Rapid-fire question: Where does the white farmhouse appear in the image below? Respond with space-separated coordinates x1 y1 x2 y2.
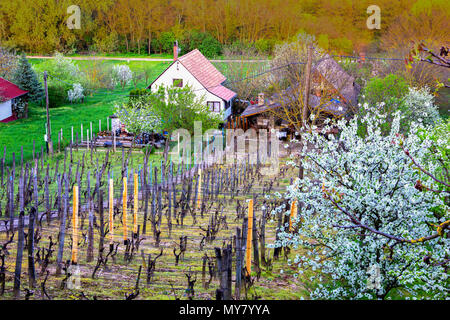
147 43 236 120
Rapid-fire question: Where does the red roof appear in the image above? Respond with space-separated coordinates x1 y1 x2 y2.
149 49 236 102
179 49 226 88
209 85 237 102
0 77 28 101
179 49 236 101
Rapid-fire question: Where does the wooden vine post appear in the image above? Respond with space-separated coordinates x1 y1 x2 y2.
245 199 254 276
109 178 114 245
197 169 202 209
133 172 138 236
123 176 128 244
71 185 79 265
289 200 297 232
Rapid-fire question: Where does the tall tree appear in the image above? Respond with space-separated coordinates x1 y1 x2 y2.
13 53 44 103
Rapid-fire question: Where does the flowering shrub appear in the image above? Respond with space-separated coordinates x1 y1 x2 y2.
67 83 84 103
272 109 449 299
400 86 441 127
112 64 133 89
46 52 80 80
115 100 160 136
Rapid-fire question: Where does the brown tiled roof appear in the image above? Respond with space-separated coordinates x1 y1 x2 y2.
209 85 237 101
178 49 226 88
315 55 360 105
178 49 236 101
241 93 347 118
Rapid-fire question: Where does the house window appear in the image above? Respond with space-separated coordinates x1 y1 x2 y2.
207 101 221 112
173 79 183 87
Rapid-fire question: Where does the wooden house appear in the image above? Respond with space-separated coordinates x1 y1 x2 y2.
239 55 360 135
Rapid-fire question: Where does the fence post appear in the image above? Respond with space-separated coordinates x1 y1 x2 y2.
289 200 297 232
123 176 128 245
133 172 138 236
197 169 202 209
109 177 114 246
235 226 242 300
13 211 25 298
87 171 94 262
245 199 253 276
71 185 79 265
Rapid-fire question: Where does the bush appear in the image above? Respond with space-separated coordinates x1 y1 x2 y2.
181 30 222 58
111 64 133 89
159 32 176 54
400 86 441 127
358 74 409 135
41 52 80 81
67 83 85 103
93 30 119 53
254 38 275 55
359 75 441 135
363 74 409 107
329 37 353 54
129 88 150 104
223 40 254 56
47 82 71 108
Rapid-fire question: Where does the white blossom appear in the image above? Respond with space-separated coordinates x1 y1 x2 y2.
271 108 449 299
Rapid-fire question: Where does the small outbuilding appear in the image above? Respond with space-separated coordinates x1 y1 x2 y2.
0 77 28 122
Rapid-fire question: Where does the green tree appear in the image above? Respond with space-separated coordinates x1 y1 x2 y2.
358 74 409 135
116 85 221 136
13 53 44 103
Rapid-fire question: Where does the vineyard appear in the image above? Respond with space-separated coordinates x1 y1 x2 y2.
0 142 303 300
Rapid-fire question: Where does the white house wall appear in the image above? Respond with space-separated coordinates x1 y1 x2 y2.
0 100 12 121
150 61 226 112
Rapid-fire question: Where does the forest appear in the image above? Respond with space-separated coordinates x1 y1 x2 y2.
0 0 448 56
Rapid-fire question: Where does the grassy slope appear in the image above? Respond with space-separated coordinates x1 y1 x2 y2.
0 60 169 166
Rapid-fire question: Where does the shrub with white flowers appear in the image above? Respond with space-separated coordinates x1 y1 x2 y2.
67 83 84 103
273 108 449 299
114 100 161 136
400 86 441 127
112 64 133 89
52 52 80 80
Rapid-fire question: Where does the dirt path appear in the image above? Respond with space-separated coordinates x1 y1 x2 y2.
27 55 270 63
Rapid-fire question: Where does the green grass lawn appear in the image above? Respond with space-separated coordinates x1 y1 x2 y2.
0 59 169 166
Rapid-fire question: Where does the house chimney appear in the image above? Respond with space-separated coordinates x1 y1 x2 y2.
258 92 265 106
173 40 179 61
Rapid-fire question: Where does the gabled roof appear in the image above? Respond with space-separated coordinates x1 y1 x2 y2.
148 49 236 102
0 77 28 101
178 49 226 88
209 85 236 102
314 55 360 105
241 90 347 118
